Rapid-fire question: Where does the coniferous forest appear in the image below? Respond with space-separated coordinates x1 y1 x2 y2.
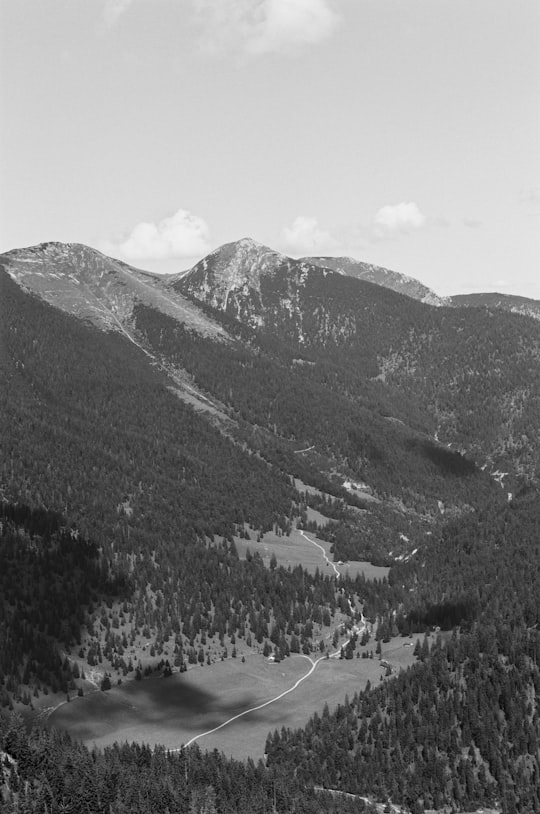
1 243 540 813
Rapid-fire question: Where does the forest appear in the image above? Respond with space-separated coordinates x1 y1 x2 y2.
1 257 540 813
175 260 540 488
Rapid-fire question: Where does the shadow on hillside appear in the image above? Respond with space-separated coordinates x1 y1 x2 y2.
0 503 133 697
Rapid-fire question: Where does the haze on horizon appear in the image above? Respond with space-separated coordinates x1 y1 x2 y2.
1 0 539 299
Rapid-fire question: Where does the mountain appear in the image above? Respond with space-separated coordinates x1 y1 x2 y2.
5 238 540 500
1 241 234 417
174 238 540 489
172 237 332 330
173 239 447 329
451 291 540 321
4 237 540 518
2 240 227 339
302 255 448 306
2 237 540 813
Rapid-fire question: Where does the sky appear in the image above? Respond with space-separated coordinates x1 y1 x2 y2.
1 0 539 298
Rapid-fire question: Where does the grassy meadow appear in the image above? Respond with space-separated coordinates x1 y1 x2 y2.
47 501 398 761
234 524 389 581
49 635 420 761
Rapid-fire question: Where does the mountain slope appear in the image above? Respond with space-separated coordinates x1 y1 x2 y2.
5 237 539 524
0 267 294 543
5 238 540 501
3 238 540 813
451 291 540 321
3 241 227 339
176 239 540 488
1 242 233 418
303 255 448 306
173 237 331 331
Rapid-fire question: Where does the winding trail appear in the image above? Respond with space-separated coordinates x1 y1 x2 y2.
179 650 340 750
179 538 345 749
298 529 340 577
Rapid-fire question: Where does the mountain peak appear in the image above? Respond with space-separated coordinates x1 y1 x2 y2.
207 237 284 264
174 238 294 323
235 236 267 250
0 240 227 339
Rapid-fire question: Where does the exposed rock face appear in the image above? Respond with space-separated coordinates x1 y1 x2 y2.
172 238 282 310
173 238 334 331
1 242 227 339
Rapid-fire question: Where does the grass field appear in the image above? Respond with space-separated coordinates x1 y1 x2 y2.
46 495 396 762
234 525 389 581
49 635 420 761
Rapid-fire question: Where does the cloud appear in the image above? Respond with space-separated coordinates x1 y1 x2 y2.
372 202 427 238
192 0 341 57
109 209 211 260
102 0 134 28
282 216 340 255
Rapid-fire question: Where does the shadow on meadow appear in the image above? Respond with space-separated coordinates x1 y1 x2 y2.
49 667 262 744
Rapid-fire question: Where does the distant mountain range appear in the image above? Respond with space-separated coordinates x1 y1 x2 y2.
5 237 538 328
3 237 540 517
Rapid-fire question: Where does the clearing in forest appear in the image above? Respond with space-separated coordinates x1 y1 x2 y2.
49 635 420 761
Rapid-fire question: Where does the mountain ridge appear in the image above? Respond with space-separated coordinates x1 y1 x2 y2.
4 238 540 495
451 290 540 321
3 241 228 340
301 254 448 306
6 238 538 316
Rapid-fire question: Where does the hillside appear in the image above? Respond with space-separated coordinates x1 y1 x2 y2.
303 254 448 306
451 291 540 321
1 238 540 813
175 239 540 488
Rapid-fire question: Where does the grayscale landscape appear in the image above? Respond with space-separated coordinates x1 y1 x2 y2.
1 2 539 813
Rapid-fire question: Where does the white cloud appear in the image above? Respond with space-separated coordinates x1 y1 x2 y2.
192 0 341 57
110 209 211 260
102 0 134 28
372 202 427 238
282 216 340 255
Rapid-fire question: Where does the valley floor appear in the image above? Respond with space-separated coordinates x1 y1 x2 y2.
48 634 420 761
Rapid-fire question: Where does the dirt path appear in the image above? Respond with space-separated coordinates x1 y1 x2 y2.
298 529 340 577
179 650 340 750
178 539 344 749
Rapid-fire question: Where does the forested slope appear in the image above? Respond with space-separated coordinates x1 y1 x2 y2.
133 301 499 517
0 269 390 710
176 247 540 487
0 713 376 814
2 244 540 814
266 631 540 813
266 492 540 813
0 269 296 544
